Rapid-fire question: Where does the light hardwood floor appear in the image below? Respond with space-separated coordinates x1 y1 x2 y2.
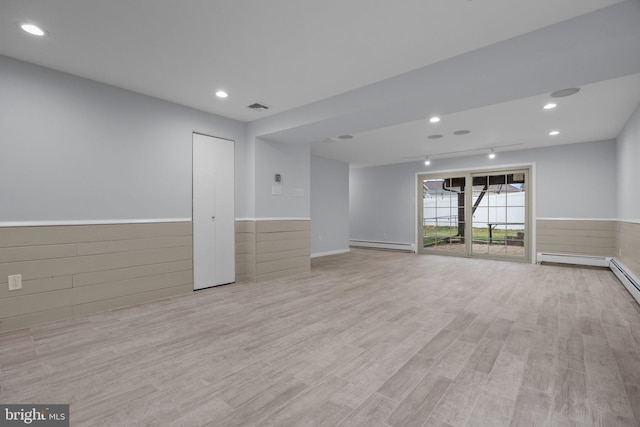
1 249 639 426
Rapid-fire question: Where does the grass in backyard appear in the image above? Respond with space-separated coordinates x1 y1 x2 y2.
423 226 524 246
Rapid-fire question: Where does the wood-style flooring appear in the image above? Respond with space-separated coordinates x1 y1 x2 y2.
1 249 640 426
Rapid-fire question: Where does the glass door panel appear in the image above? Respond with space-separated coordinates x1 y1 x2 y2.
470 171 527 260
420 177 466 254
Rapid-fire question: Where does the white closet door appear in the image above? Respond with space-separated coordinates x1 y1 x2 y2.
193 133 235 290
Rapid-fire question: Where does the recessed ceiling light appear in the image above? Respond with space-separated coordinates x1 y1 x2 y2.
427 134 443 139
429 116 441 123
338 135 353 140
215 90 228 98
543 103 557 110
424 156 431 166
453 130 470 135
20 23 45 36
549 130 560 136
488 149 496 159
550 88 580 98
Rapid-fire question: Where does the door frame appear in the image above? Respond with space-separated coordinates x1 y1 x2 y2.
415 162 536 263
192 131 236 290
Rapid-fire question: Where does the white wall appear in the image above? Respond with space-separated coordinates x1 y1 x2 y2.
350 140 617 244
617 102 640 221
0 55 313 230
0 55 246 222
310 155 349 255
254 138 311 218
350 162 416 244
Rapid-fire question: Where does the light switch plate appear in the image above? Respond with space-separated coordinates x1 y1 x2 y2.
8 274 22 291
272 186 282 195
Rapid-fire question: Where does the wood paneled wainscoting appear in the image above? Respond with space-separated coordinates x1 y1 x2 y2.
0 219 311 333
235 219 311 283
0 221 193 333
618 220 640 279
536 219 617 257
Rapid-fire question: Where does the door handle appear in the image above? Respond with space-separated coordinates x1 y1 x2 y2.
211 216 215 221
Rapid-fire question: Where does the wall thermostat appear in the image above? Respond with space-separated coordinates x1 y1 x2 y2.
275 174 281 183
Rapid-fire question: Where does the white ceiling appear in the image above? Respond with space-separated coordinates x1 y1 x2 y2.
0 0 624 122
1 0 639 169
312 73 640 167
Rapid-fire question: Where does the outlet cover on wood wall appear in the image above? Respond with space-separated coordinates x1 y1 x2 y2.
8 274 22 291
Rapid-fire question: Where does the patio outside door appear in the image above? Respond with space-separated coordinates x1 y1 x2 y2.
418 167 530 262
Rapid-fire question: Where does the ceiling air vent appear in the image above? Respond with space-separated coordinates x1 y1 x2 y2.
247 102 269 111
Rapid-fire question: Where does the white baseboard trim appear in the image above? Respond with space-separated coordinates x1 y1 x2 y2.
235 217 310 221
311 249 350 258
350 240 415 252
0 218 191 227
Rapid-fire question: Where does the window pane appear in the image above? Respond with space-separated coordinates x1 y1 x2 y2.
422 176 466 254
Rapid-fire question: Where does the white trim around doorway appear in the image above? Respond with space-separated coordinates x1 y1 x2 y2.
414 162 536 264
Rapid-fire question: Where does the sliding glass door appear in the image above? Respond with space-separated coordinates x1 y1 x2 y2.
418 168 530 262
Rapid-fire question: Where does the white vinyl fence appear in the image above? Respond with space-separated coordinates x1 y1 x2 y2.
423 192 525 229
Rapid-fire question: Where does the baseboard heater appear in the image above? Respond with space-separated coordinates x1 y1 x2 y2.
349 240 414 253
537 252 640 306
536 252 611 267
610 259 640 306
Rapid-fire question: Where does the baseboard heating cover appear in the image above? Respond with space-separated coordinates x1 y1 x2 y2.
610 259 640 306
536 252 611 267
350 240 415 253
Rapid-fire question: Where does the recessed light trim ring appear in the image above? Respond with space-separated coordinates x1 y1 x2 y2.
20 23 45 36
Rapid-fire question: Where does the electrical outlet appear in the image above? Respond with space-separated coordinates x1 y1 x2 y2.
8 274 22 291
